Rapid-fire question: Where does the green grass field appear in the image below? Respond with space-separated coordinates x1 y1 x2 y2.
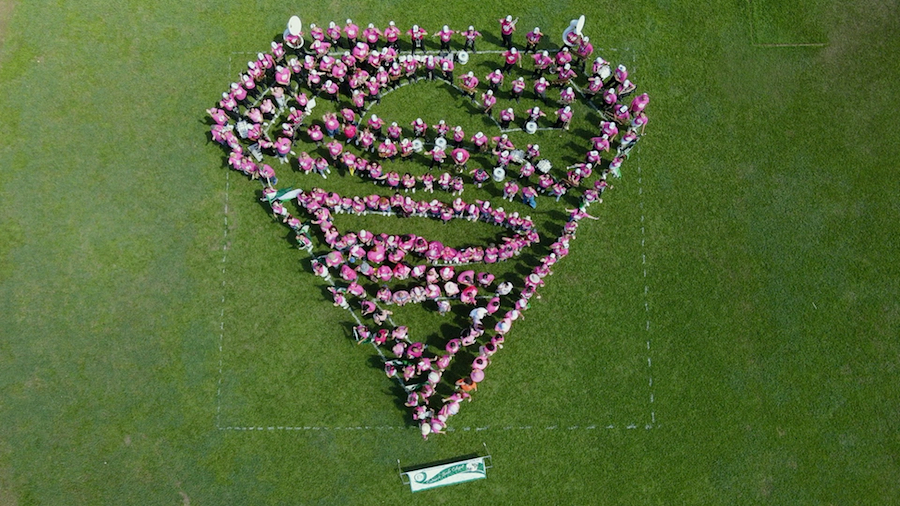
1 0 899 504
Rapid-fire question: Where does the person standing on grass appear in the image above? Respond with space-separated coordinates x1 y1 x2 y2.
532 50 552 78
435 25 454 55
409 25 427 55
486 69 504 92
461 25 481 53
460 71 479 101
384 21 401 49
510 77 526 103
502 47 521 73
525 27 542 53
481 90 496 117
499 15 518 49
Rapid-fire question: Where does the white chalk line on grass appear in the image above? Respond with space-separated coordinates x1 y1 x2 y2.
217 423 650 432
215 168 231 428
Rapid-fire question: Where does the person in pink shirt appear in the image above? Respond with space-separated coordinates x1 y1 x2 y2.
614 64 628 85
461 25 481 53
368 114 385 137
451 147 470 171
503 180 519 201
403 55 419 83
309 23 325 42
555 105 574 130
435 119 450 138
386 121 401 141
451 125 465 147
321 79 339 100
411 118 428 138
617 78 636 96
532 50 552 78
384 21 401 49
602 87 618 109
533 76 549 104
510 77 526 103
408 25 427 55
630 92 650 114
460 71 479 101
556 63 576 86
357 128 376 152
441 59 455 82
502 47 521 72
632 111 648 134
525 27 542 53
366 77 382 104
435 25 454 55
614 104 631 123
481 90 496 117
499 108 515 129
559 86 576 105
307 124 324 145
362 23 381 47
471 131 489 152
426 145 446 170
377 139 397 160
342 122 358 143
324 21 342 47
486 69 503 92
575 36 593 69
326 140 343 160
600 120 619 138
498 14 518 49
343 19 359 48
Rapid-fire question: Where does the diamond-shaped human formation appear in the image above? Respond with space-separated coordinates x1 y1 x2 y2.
208 13 649 439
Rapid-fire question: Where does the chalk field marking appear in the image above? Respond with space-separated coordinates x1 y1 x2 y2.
217 48 655 431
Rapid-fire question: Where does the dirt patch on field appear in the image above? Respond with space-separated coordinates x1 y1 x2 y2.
0 0 16 50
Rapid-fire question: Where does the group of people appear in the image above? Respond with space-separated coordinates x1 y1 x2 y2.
208 14 650 438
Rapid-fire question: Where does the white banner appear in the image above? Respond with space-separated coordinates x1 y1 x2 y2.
403 457 488 492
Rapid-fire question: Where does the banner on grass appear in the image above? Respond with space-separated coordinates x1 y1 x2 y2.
402 457 488 492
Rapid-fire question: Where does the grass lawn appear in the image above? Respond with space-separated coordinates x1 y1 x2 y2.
1 0 899 504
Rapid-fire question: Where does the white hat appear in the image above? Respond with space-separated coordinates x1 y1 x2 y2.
391 121 397 126
389 21 395 26
506 108 513 113
618 64 627 71
533 144 539 150
564 106 571 112
564 63 570 70
468 71 474 77
506 15 512 21
583 36 589 42
487 90 493 95
501 134 507 139
439 119 446 124
368 23 374 28
502 150 509 156
309 23 315 29
542 50 549 57
329 21 336 28
346 18 352 24
413 24 419 31
511 47 517 53
469 25 474 31
443 25 449 31
534 27 541 33
566 86 573 92
371 114 377 120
